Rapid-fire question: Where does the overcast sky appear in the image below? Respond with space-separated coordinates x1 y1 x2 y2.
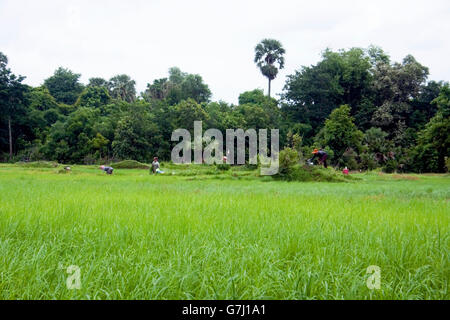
1 0 449 104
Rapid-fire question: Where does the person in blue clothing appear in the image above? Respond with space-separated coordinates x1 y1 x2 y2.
309 148 328 168
151 157 165 174
99 165 114 175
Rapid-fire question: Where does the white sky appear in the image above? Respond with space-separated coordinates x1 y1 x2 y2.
1 0 449 104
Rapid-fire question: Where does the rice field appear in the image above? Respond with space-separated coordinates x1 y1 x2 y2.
0 164 448 300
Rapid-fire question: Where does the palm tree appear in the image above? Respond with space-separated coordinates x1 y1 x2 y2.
254 39 285 98
108 74 136 103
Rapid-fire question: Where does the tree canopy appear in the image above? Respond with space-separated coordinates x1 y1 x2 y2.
0 45 448 173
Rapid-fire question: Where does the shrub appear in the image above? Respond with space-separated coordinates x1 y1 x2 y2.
278 147 299 177
340 148 359 170
216 163 231 171
15 161 59 168
360 152 378 171
112 160 150 169
383 159 398 173
277 165 356 182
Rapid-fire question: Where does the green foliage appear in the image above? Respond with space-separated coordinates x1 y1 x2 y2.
282 47 373 132
0 52 28 159
112 104 161 163
278 147 299 177
0 46 448 174
15 160 59 168
143 67 211 104
88 77 108 88
172 98 209 132
359 152 377 170
42 107 102 163
75 86 111 109
44 67 84 105
411 84 450 173
108 74 136 103
383 159 399 173
27 86 59 111
216 163 231 171
340 148 359 170
238 89 267 105
277 163 355 182
363 127 388 154
318 105 363 166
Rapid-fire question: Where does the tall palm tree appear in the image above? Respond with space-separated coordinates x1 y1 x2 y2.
254 39 285 98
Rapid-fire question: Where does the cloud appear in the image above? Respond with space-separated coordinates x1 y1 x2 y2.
1 0 449 104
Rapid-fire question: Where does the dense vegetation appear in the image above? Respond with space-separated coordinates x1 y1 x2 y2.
1 43 449 173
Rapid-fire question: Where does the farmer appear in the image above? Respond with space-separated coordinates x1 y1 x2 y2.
151 157 164 174
99 165 114 175
311 148 328 168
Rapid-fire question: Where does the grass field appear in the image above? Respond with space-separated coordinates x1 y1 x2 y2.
0 164 448 300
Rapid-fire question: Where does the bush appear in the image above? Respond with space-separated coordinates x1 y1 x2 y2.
112 160 150 169
276 164 357 182
340 148 359 170
15 161 59 168
360 152 378 171
245 162 258 171
383 159 398 173
279 148 299 177
216 163 231 171
83 154 98 165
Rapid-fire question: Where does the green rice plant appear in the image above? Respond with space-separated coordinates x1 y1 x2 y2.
0 164 448 300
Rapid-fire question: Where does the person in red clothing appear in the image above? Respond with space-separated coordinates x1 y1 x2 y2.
343 167 349 175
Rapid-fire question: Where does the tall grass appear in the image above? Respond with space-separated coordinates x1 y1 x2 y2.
0 165 448 299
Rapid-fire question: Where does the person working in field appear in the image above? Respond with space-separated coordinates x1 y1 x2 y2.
151 157 164 174
99 165 114 175
310 148 328 168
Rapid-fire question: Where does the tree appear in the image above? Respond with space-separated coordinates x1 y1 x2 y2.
0 52 28 159
409 81 444 129
238 89 267 105
282 47 373 133
112 104 161 162
25 86 63 144
75 86 111 109
172 98 209 132
42 107 101 163
180 74 211 104
254 39 285 97
371 54 429 143
88 77 108 88
143 78 170 100
411 84 450 172
238 89 281 129
317 105 363 167
363 127 389 155
108 74 136 103
143 68 211 104
44 67 84 105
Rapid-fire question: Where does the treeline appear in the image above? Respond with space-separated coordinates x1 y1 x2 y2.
0 46 449 172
